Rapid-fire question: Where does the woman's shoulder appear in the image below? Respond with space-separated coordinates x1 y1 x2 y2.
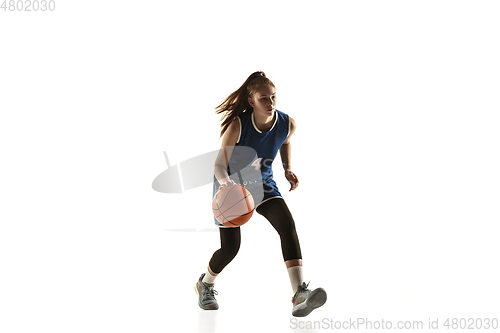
239 111 252 120
235 111 252 129
276 109 289 119
276 110 292 126
276 110 295 134
227 116 241 132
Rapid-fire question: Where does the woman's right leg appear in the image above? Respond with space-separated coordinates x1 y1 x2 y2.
196 226 241 310
207 226 241 274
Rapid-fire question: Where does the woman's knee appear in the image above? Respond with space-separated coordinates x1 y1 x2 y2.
219 227 241 258
222 239 240 258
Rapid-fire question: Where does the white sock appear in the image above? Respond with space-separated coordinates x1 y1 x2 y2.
287 266 304 294
202 269 218 284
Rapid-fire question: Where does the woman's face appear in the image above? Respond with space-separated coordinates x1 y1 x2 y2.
248 84 277 117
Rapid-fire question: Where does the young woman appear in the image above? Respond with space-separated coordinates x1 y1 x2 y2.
195 71 327 317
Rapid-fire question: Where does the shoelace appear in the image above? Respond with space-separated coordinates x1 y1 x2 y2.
291 281 310 303
202 282 219 297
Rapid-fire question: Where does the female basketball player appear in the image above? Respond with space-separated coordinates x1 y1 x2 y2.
195 71 327 317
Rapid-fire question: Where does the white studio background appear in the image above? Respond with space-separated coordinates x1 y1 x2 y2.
1 1 499 333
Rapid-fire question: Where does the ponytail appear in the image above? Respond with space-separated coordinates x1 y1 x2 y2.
215 71 275 137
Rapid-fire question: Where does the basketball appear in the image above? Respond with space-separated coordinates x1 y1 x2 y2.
212 184 255 227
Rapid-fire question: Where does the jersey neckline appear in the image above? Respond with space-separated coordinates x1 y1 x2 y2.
251 111 278 133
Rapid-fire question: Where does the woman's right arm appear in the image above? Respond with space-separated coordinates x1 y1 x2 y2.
214 119 240 186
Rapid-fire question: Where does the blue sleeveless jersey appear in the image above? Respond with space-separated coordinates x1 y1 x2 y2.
213 109 290 227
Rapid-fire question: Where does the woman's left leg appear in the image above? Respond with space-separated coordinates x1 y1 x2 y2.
255 197 303 292
256 197 327 317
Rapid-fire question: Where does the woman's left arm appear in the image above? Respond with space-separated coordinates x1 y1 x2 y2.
279 117 299 191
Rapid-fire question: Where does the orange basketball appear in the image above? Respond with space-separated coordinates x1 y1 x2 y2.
212 184 255 227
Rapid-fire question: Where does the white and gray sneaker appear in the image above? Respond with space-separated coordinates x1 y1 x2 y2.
195 273 219 310
291 282 327 317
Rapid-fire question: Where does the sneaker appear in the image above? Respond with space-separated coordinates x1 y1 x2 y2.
291 282 327 317
194 273 219 310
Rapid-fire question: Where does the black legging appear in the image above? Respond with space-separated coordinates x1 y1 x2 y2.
208 197 302 274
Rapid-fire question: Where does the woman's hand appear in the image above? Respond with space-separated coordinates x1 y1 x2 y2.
219 179 237 189
285 170 299 191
